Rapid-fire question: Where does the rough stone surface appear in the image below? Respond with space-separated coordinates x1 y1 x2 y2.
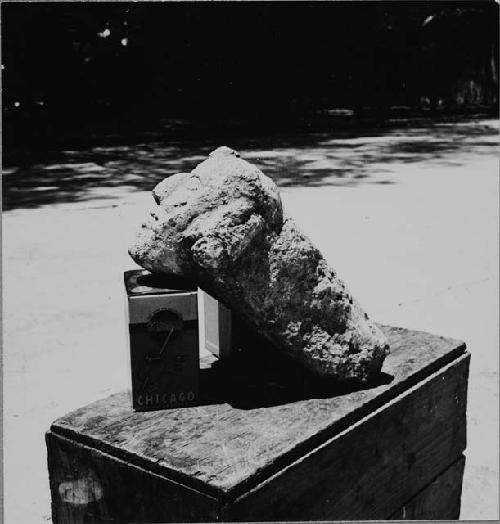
129 146 389 382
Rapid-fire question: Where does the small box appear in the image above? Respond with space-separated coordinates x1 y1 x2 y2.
201 291 232 360
124 269 199 411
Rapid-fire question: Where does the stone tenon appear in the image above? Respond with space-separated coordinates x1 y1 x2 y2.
129 146 389 382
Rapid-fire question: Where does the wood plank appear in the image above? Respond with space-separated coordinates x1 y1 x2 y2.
46 431 218 524
221 354 469 521
50 325 466 500
389 455 466 520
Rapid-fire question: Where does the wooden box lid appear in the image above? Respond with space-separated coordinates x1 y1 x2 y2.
50 325 466 502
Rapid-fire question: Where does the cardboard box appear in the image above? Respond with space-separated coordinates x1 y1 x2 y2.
201 290 232 360
124 269 199 411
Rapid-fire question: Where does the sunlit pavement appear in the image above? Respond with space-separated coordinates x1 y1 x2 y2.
3 118 498 522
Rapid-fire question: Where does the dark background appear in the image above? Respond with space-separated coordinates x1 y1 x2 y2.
2 1 498 155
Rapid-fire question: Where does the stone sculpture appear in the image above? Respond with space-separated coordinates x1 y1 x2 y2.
129 146 389 382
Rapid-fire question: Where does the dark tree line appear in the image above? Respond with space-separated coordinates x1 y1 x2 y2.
2 1 498 149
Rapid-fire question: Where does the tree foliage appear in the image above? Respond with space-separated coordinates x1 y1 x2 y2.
2 2 498 146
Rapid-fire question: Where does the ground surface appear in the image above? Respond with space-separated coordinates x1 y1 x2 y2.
3 117 498 522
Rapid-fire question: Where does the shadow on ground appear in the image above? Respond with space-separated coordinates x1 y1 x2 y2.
3 119 498 211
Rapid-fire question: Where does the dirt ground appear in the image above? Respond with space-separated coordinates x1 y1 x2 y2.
3 118 498 522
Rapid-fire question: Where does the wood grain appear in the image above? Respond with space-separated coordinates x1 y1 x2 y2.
389 455 466 520
221 353 469 520
46 431 217 524
50 325 466 501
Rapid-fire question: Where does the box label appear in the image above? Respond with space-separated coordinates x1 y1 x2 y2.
129 306 199 411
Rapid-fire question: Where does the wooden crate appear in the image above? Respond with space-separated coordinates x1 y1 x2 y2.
46 325 469 522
